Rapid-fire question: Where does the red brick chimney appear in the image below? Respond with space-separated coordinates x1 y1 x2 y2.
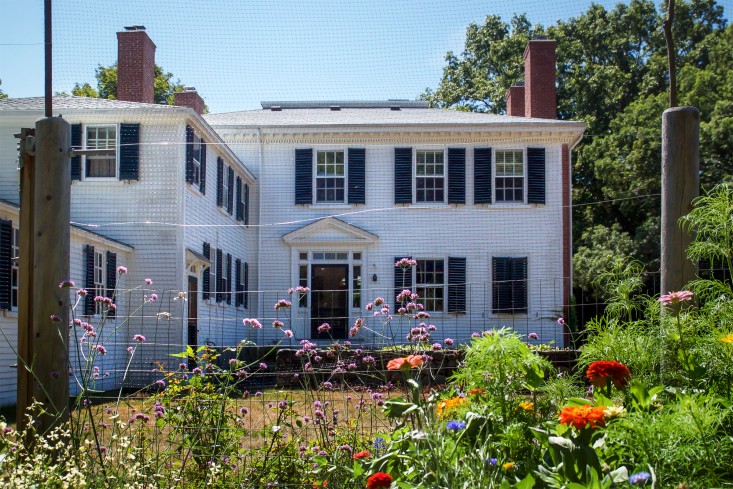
117 26 156 104
506 83 525 116
523 39 557 119
174 87 205 115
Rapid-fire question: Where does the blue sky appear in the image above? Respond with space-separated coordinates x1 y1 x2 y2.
1 0 729 113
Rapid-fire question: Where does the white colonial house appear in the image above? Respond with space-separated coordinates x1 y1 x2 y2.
0 28 584 406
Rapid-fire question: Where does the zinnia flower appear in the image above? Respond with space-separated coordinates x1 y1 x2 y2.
720 333 733 344
559 404 606 430
366 472 393 489
502 461 515 470
586 360 631 389
659 290 693 306
386 355 423 371
353 450 372 460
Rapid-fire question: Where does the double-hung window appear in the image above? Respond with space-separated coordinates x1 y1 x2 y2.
495 150 524 203
416 259 445 312
416 150 445 203
316 150 345 203
85 125 117 178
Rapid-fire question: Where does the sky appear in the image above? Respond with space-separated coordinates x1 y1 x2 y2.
1 0 730 114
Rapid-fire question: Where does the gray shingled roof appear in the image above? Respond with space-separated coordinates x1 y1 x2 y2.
205 107 583 128
0 95 185 112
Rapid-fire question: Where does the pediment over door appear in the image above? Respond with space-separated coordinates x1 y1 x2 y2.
282 217 379 247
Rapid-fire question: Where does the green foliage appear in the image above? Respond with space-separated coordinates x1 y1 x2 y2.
0 79 8 100
572 224 635 294
73 63 187 106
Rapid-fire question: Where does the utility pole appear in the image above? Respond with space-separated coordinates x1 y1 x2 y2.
16 0 72 434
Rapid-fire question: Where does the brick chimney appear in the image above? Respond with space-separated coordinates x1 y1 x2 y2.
506 82 525 117
523 38 557 119
174 87 205 115
116 26 156 104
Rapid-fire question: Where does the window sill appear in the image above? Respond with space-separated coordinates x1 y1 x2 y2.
217 206 234 218
77 178 125 185
309 203 352 210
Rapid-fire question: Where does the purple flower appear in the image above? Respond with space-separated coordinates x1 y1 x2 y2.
255 391 263 397
192 367 203 375
317 323 331 334
272 320 284 328
283 329 294 338
557 317 565 326
259 362 268 370
444 338 454 346
278 401 288 409
432 343 442 350
528 332 539 340
59 280 75 288
133 334 146 343
394 258 417 268
149 294 158 302
117 266 127 274
446 421 466 432
145 278 153 285
629 472 651 485
95 345 107 355
243 318 263 329
155 380 165 387
77 289 88 297
274 299 292 310
127 346 134 353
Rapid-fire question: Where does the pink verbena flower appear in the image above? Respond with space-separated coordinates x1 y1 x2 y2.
145 278 153 285
95 345 107 355
395 258 417 268
283 329 294 338
528 332 539 340
116 266 127 274
133 334 146 342
59 280 75 288
317 323 331 334
659 290 694 306
243 318 263 329
274 299 292 310
444 338 454 346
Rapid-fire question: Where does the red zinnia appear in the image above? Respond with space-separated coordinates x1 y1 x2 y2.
366 472 393 489
559 404 606 430
353 450 372 460
586 360 631 389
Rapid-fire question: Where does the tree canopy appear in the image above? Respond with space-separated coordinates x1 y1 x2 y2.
0 80 8 100
424 0 731 295
71 63 189 107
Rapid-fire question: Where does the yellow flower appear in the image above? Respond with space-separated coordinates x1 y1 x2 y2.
721 333 733 344
604 405 627 419
502 461 515 470
436 396 469 417
518 401 534 412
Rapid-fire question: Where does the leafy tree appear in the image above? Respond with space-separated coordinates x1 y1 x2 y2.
424 0 730 305
0 79 8 100
72 63 186 106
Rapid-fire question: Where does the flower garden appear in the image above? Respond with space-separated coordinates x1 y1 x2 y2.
1 186 732 488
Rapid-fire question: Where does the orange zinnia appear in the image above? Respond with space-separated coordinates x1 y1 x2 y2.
387 354 423 371
559 404 606 430
353 450 372 460
586 360 631 389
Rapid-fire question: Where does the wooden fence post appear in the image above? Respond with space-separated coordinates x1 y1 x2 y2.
661 106 699 295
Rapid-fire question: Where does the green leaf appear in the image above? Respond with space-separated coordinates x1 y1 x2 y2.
515 473 535 489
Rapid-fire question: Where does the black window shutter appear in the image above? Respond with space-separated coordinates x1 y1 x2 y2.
244 183 250 226
244 262 249 309
215 248 223 302
84 245 95 315
200 141 207 194
202 242 210 300
235 176 243 221
226 253 232 304
106 251 117 317
447 257 467 313
527 147 546 204
394 256 413 307
185 125 194 183
119 123 140 180
71 124 82 181
448 148 466 205
235 258 242 307
474 147 492 204
0 219 12 310
394 147 412 204
295 149 313 205
348 148 366 204
216 157 224 207
492 257 527 314
227 167 235 214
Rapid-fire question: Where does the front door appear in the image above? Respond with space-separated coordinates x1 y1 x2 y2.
187 275 198 368
311 264 348 339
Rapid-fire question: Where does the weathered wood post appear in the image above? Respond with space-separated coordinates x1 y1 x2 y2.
660 107 699 295
16 117 72 433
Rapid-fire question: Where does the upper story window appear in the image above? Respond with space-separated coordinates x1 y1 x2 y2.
495 150 524 203
416 150 445 203
85 125 117 178
316 150 345 203
192 134 202 187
